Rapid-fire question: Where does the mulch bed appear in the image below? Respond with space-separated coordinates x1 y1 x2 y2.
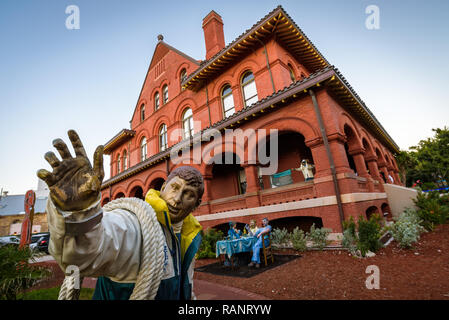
195 254 300 278
194 224 449 300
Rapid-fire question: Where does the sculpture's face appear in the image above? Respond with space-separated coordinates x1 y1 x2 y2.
159 176 199 224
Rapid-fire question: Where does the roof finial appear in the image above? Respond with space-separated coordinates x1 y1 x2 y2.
157 34 164 41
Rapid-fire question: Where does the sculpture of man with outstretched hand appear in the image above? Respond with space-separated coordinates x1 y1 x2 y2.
37 130 204 300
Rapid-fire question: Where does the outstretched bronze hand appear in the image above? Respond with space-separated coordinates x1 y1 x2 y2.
37 130 104 211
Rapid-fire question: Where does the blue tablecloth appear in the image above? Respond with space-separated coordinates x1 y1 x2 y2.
216 236 258 258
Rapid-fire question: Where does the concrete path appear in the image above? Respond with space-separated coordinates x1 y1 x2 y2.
194 279 269 300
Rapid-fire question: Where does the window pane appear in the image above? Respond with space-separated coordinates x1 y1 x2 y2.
242 72 254 84
243 80 258 106
160 125 167 151
182 108 192 120
222 85 232 96
163 86 168 104
224 107 235 118
140 105 145 121
223 94 234 111
155 93 159 110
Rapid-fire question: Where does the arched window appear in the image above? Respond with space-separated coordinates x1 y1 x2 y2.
123 149 128 170
221 84 235 118
182 108 194 139
288 64 296 83
162 85 168 104
241 71 258 107
140 137 147 162
159 124 167 151
140 104 145 122
154 92 160 110
117 154 121 174
180 69 187 90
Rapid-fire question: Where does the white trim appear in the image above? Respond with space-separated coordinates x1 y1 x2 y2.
195 192 387 222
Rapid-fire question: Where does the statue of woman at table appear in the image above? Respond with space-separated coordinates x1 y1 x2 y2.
227 221 241 240
248 218 272 269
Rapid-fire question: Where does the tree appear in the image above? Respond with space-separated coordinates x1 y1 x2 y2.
398 127 449 188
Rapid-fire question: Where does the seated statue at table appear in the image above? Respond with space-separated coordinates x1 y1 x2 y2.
244 219 259 236
227 221 241 240
248 218 272 269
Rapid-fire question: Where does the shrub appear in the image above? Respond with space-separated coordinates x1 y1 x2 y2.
357 214 383 256
290 227 307 251
271 228 290 246
307 223 331 250
391 208 426 248
0 245 51 300
414 191 449 230
342 215 383 257
342 217 358 255
197 228 223 259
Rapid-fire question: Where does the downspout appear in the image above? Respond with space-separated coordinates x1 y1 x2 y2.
309 89 345 230
255 38 276 94
205 81 212 127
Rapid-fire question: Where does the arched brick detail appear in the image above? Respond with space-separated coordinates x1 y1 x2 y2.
144 170 167 190
113 188 126 200
174 97 198 120
126 179 145 197
232 59 260 83
210 75 235 99
152 115 171 136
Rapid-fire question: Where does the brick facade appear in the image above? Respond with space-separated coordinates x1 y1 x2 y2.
101 7 401 233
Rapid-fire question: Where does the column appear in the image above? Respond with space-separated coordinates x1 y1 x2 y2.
242 163 261 207
349 148 374 192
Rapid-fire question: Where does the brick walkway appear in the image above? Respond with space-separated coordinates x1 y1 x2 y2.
35 256 267 300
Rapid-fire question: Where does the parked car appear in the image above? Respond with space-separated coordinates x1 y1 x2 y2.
35 233 50 254
0 235 20 248
29 234 44 251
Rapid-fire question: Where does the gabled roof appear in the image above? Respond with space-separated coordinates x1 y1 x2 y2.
0 194 47 216
182 5 329 91
128 40 201 129
104 129 135 154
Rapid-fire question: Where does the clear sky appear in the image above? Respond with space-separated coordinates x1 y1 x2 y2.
0 0 448 195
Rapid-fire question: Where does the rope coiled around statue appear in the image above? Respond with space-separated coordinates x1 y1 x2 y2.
58 197 166 300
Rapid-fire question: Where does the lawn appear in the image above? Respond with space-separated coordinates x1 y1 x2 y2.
19 286 95 300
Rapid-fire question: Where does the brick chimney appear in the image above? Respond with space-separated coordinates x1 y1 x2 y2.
202 11 225 60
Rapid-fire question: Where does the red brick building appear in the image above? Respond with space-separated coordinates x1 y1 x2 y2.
100 6 402 234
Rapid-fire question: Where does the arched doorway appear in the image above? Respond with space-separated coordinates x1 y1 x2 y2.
381 203 392 220
101 197 110 206
269 216 323 233
130 186 144 200
365 206 379 220
114 192 125 200
209 153 246 199
344 125 359 174
258 131 314 189
150 178 165 191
